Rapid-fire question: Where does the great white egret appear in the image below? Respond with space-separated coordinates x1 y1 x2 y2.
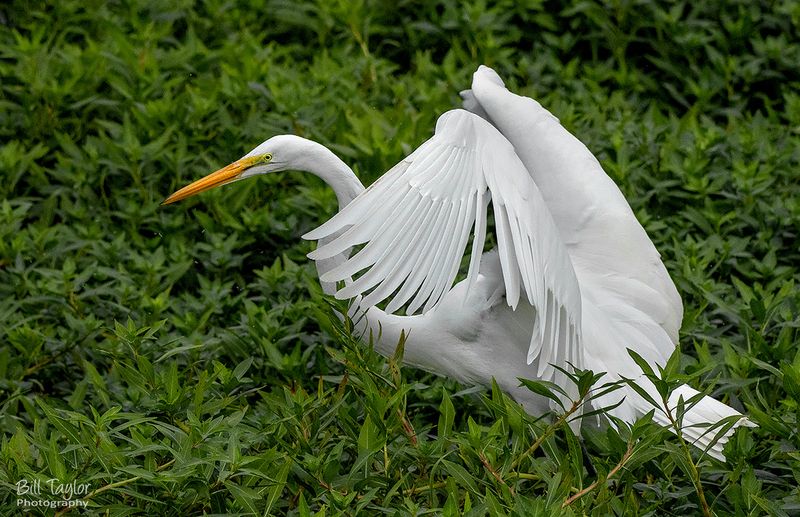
164 65 752 460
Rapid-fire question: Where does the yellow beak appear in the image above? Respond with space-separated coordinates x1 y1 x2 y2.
162 156 260 205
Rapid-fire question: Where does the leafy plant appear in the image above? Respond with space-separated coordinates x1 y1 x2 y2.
1 0 798 514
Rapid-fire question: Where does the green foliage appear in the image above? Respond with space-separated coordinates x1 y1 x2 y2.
1 0 798 514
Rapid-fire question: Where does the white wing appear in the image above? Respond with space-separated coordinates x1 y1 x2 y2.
467 65 683 361
304 109 583 379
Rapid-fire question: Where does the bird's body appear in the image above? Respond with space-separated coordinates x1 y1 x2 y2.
164 65 752 460
362 252 553 415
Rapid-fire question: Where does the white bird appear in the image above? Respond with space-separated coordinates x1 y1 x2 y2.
164 65 752 460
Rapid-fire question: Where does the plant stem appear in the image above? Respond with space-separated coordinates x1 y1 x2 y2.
562 442 634 507
479 452 514 496
662 394 712 517
510 398 582 471
54 459 176 517
403 481 447 496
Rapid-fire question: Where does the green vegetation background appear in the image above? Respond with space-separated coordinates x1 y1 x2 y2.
1 0 798 515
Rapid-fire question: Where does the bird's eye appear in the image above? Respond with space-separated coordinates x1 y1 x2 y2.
261 153 272 163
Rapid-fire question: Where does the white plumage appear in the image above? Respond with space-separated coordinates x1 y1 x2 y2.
305 109 582 394
164 65 753 460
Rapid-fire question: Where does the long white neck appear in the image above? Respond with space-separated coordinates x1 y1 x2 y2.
288 138 364 295
286 138 364 209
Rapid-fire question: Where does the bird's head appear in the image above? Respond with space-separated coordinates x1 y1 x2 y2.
162 135 306 205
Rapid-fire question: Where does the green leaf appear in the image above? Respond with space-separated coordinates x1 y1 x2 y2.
156 343 205 362
438 390 455 438
442 460 479 494
357 415 385 456
164 360 180 404
37 400 83 444
224 481 260 515
518 377 565 409
264 459 292 515
232 357 253 380
626 349 656 379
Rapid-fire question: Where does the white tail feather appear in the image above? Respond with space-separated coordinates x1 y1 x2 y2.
648 384 755 461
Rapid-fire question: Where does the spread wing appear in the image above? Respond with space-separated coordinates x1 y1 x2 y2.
303 109 583 380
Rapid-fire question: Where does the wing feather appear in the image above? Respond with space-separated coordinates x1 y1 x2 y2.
337 193 426 299
326 188 422 290
304 161 411 242
407 200 461 314
465 191 490 292
493 204 522 308
360 195 437 308
305 109 584 388
384 197 449 313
